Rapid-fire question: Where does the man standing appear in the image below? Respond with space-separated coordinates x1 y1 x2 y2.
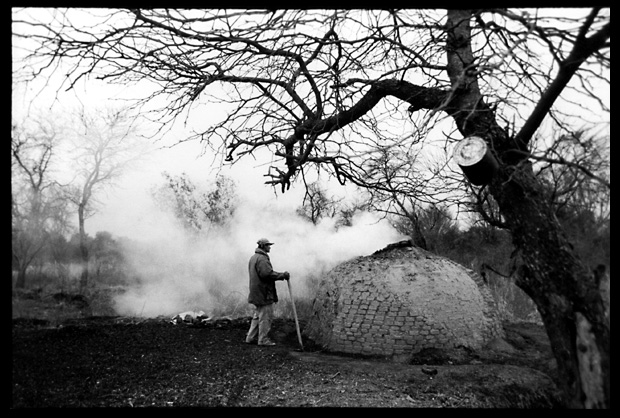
246 238 290 346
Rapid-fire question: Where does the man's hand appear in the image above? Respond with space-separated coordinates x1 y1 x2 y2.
283 271 290 281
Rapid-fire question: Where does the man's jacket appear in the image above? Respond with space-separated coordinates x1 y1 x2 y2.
248 248 287 306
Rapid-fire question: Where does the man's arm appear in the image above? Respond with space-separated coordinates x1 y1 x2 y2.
256 257 288 281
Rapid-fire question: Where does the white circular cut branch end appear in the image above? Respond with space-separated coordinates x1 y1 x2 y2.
453 136 499 186
453 136 487 167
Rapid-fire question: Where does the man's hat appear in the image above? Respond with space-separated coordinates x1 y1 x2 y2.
257 238 274 246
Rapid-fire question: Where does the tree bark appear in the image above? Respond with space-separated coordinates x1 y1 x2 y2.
15 266 27 289
490 164 610 408
443 10 610 408
78 203 89 291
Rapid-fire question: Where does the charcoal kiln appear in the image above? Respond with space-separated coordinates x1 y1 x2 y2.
304 240 504 361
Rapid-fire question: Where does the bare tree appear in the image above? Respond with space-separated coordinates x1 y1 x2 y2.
12 8 610 407
296 181 373 229
12 120 70 289
64 107 145 290
537 130 610 268
359 145 433 249
390 203 461 252
295 181 339 225
539 130 610 221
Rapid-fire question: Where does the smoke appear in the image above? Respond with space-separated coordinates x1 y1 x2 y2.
115 196 402 317
112 188 406 318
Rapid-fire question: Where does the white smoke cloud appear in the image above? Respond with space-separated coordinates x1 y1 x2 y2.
100 143 406 318
112 192 406 318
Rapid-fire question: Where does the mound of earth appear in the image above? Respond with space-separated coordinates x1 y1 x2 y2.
12 316 563 408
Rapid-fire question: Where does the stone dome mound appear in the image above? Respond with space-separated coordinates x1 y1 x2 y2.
304 240 504 361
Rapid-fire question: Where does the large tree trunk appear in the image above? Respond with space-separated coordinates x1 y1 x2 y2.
443 10 610 407
490 165 610 408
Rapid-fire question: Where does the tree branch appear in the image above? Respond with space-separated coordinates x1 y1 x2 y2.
515 14 610 148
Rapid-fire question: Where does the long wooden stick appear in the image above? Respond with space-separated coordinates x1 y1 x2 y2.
287 279 304 350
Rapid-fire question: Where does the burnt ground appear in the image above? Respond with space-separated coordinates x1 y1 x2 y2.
12 315 564 408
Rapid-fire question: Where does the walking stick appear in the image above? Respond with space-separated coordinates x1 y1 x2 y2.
286 278 304 351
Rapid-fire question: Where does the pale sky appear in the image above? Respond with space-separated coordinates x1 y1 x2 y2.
11 13 342 242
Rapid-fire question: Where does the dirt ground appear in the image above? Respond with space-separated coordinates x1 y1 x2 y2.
12 315 564 408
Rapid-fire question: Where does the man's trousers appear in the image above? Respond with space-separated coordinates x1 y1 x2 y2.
246 303 274 344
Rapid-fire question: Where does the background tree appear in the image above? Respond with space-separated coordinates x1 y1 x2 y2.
89 231 127 287
296 180 372 229
12 119 71 289
12 8 610 407
295 181 339 225
391 203 460 254
538 130 610 268
64 107 145 290
333 200 372 230
356 145 430 249
205 175 238 228
152 172 238 235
